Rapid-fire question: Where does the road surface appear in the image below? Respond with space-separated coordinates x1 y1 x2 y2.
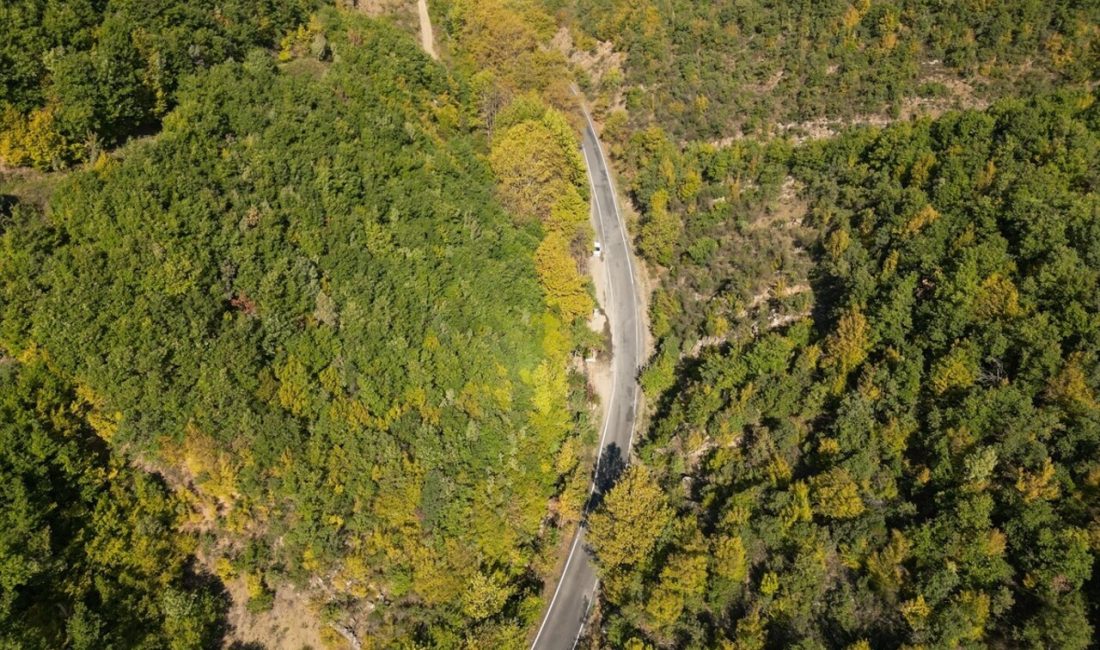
530 96 644 649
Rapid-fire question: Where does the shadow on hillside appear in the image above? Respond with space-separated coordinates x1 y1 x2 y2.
180 556 235 648
0 194 16 217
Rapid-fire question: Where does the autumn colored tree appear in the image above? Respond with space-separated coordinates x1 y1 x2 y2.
0 11 594 645
445 0 570 103
0 359 225 648
0 0 319 167
587 465 673 569
490 117 581 225
584 94 1100 647
535 230 593 323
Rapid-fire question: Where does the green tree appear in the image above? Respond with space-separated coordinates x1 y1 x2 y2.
0 359 225 648
637 189 681 266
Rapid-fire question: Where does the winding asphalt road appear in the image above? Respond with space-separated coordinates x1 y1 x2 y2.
530 95 644 650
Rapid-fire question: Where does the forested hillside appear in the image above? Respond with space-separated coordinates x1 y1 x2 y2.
548 0 1100 370
5 0 1099 647
0 0 321 169
2 6 598 646
586 94 1100 648
545 2 1100 648
0 357 224 648
556 0 1099 139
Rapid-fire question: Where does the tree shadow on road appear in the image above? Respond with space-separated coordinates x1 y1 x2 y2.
586 443 626 511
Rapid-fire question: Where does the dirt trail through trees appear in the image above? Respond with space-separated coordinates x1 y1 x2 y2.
417 0 437 59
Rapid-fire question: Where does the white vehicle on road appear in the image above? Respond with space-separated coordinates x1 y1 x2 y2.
532 91 643 650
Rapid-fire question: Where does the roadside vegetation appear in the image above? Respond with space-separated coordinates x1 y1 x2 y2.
538 1 1100 648
2 2 601 646
588 92 1100 649
0 356 225 648
7 0 1097 647
558 0 1098 139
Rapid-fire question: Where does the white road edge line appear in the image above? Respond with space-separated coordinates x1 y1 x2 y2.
577 99 643 453
569 581 598 650
531 530 586 649
530 100 621 650
584 141 617 373
582 138 617 489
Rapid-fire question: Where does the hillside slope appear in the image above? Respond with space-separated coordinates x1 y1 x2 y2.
1 10 589 646
587 93 1100 649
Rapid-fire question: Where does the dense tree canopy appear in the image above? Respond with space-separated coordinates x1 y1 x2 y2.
588 93 1100 649
1 10 593 645
557 0 1099 140
0 0 320 168
438 0 573 118
5 0 1098 647
551 3 1100 647
0 357 224 649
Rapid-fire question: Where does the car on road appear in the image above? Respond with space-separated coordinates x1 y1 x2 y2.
593 240 602 256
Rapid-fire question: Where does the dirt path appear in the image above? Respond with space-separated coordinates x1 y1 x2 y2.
417 0 437 60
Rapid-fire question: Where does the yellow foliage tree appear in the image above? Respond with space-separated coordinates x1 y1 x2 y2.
825 306 870 392
713 535 748 582
866 529 911 596
0 103 28 166
811 467 865 519
644 547 708 632
729 606 767 650
490 121 572 223
973 273 1021 318
1015 457 1061 503
638 189 683 266
410 541 468 608
587 464 674 570
679 167 702 204
276 355 312 416
825 228 850 261
900 594 931 630
903 203 940 235
534 230 593 323
556 462 589 525
1047 353 1098 413
547 183 591 240
952 590 991 644
539 107 587 190
449 0 568 98
781 480 813 527
930 342 978 395
0 103 72 170
462 571 514 621
759 571 779 596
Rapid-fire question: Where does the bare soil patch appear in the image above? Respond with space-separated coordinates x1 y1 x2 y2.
223 578 333 650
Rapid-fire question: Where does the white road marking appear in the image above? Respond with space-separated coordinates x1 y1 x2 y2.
532 89 644 650
531 120 620 650
530 529 587 648
582 140 618 484
577 102 644 453
583 142 617 344
569 583 598 650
